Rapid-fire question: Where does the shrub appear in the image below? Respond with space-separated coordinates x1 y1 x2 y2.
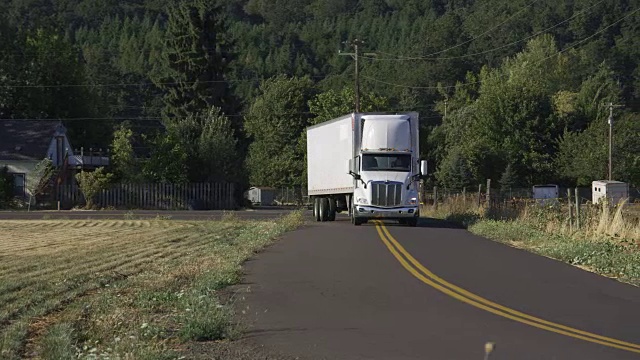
76 168 113 209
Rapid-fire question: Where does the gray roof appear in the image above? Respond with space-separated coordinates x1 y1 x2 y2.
0 120 58 161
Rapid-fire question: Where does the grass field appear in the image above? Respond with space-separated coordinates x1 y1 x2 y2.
0 212 303 359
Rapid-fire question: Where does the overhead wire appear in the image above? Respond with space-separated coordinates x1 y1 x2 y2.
371 0 541 61
362 6 640 90
0 75 329 89
362 0 606 62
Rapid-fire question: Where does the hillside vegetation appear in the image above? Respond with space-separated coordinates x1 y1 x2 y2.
0 0 638 190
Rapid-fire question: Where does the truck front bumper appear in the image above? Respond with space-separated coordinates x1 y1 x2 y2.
353 205 419 219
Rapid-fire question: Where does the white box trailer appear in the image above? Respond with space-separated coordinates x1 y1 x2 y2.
307 112 426 226
307 114 355 196
592 180 629 205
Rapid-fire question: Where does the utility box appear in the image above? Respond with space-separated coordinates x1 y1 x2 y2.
532 184 560 205
245 187 276 206
592 180 629 205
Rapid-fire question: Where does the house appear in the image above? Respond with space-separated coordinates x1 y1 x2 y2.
0 120 109 200
592 180 629 205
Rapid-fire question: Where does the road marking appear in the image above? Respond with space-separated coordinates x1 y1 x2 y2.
373 221 640 354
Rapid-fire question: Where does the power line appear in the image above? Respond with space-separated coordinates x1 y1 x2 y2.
0 78 256 89
373 0 541 61
0 75 330 89
362 6 640 90
363 0 606 62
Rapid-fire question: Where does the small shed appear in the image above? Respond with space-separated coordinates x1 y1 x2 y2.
592 180 629 205
532 184 559 204
245 187 276 206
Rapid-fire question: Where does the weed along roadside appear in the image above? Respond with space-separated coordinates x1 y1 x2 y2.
0 210 304 360
421 197 640 287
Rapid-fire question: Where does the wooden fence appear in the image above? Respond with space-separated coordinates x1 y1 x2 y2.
55 182 236 210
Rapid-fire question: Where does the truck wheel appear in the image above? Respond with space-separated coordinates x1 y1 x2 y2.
350 198 362 226
328 198 337 221
313 197 321 222
319 197 329 222
407 218 418 227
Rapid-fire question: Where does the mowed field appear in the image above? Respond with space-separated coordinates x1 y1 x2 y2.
0 213 303 359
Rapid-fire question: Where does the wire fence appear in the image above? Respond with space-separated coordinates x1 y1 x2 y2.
419 182 640 226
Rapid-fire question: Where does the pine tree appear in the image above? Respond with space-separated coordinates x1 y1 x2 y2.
157 0 238 121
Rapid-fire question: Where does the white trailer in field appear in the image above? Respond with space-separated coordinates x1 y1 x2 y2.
306 112 426 226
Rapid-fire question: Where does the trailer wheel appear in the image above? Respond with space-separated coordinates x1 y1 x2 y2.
328 198 337 221
313 197 321 222
319 197 329 222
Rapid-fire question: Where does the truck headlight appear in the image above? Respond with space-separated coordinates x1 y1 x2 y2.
356 198 368 205
408 198 418 205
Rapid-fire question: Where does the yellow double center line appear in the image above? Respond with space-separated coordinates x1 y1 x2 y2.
373 220 640 354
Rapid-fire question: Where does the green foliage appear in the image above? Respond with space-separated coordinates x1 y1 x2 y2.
166 107 240 182
110 123 140 182
308 86 389 124
244 76 315 187
1 0 639 188
76 167 113 209
499 163 517 193
556 112 640 185
196 108 240 182
142 133 188 184
436 35 636 187
158 0 237 119
435 147 473 190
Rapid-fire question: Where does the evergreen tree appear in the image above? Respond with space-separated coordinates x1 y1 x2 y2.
157 0 238 121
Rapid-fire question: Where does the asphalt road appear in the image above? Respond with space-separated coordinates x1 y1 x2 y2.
239 217 640 360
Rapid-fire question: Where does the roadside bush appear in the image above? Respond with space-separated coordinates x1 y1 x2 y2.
76 168 113 209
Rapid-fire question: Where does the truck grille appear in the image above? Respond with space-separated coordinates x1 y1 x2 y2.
371 182 402 207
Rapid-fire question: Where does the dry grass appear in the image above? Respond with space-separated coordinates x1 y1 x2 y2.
423 195 640 242
421 196 640 286
0 211 305 360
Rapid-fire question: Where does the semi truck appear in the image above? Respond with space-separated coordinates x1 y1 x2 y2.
307 112 426 226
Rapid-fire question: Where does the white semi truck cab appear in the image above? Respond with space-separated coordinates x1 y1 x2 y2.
307 112 426 226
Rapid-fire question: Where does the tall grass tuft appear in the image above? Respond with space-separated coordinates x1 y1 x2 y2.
40 323 77 360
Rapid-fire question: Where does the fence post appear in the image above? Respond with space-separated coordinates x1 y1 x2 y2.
485 179 491 208
433 186 438 209
567 188 573 231
477 184 482 207
462 187 467 207
575 187 580 230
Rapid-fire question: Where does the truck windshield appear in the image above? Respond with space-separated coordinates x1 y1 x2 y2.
362 154 411 172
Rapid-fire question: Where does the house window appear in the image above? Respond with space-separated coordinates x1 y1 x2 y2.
12 173 25 198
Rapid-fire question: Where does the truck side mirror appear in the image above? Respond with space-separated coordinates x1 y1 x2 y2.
420 160 427 177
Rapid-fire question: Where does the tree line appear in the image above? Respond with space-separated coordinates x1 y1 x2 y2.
0 0 637 195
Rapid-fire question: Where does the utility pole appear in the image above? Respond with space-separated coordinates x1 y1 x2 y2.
444 99 448 121
339 39 375 113
606 102 623 180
